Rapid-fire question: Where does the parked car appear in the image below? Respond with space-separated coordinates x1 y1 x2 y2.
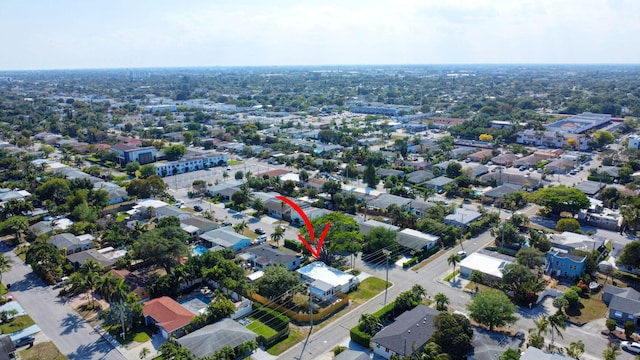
621 341 640 354
254 235 267 244
221 222 232 227
193 205 203 212
457 251 467 258
277 225 286 231
13 336 34 348
254 228 266 235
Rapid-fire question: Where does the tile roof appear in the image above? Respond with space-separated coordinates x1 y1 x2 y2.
143 296 195 333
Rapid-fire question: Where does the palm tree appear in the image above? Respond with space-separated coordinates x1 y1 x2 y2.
233 220 248 234
566 340 585 359
530 315 549 337
434 293 449 311
602 344 620 360
0 254 13 285
270 227 285 247
80 259 103 309
139 347 150 360
96 273 118 303
447 253 461 278
548 312 566 351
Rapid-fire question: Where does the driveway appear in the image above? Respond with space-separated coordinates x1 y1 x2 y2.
2 248 126 360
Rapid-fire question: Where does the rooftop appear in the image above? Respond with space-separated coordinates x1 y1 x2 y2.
297 261 353 288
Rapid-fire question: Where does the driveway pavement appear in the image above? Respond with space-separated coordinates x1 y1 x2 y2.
2 248 126 360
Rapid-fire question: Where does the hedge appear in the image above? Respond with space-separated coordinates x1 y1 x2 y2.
252 304 289 331
284 239 301 252
349 326 371 348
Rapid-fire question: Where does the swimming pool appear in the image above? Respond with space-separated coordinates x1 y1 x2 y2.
192 245 209 256
179 293 213 315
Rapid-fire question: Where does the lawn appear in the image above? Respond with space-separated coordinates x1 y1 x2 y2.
349 277 389 304
565 296 609 325
228 159 243 166
0 283 7 296
443 269 460 282
19 341 66 360
247 317 277 338
105 325 152 345
266 328 306 355
0 314 35 334
115 213 128 222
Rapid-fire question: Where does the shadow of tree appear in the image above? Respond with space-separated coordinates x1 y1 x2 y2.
66 338 113 360
60 312 87 335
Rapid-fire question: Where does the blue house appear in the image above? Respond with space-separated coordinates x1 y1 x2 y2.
545 247 586 279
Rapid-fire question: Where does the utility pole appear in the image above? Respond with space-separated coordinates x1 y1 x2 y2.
382 249 391 304
308 289 313 330
459 213 465 252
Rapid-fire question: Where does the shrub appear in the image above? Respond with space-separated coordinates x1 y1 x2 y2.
284 239 301 252
349 326 372 348
624 321 635 338
563 289 580 308
606 319 617 332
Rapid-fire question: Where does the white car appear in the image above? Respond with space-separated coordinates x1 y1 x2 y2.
621 341 640 354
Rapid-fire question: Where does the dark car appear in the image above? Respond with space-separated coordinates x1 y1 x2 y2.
14 336 34 348
193 205 203 212
254 228 266 235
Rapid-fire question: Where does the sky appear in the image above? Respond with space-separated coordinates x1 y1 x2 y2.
2 0 639 70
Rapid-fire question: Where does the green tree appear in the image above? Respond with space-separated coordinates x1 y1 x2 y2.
447 253 461 276
1 198 34 218
565 340 585 359
139 164 157 179
256 264 302 299
563 289 580 308
358 313 380 336
528 186 590 215
132 227 189 274
431 312 473 359
362 227 398 255
37 178 72 205
469 270 484 286
556 218 582 233
606 319 617 332
1 216 29 244
624 321 635 339
163 144 187 161
499 348 520 360
434 293 449 311
233 220 248 234
548 312 566 350
270 226 285 247
467 289 518 331
617 242 640 270
516 248 545 269
592 130 615 148
446 162 462 178
602 345 620 360
0 254 13 285
125 161 140 175
363 163 377 187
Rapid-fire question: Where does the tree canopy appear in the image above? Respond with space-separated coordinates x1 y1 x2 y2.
132 226 189 274
528 186 590 215
467 289 518 331
617 242 640 270
432 312 474 359
256 264 303 299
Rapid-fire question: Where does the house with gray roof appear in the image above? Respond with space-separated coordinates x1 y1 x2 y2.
334 350 370 360
372 305 439 359
67 248 117 270
245 244 301 271
155 205 192 221
397 229 438 252
360 220 400 236
521 346 571 360
548 232 607 253
49 233 93 254
176 319 257 358
602 285 640 327
206 180 244 200
367 194 413 211
575 181 605 196
424 176 455 191
406 170 434 185
377 168 405 179
483 183 523 200
180 217 218 236
199 227 251 252
444 208 482 227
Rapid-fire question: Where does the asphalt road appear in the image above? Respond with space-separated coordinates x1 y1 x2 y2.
2 248 126 360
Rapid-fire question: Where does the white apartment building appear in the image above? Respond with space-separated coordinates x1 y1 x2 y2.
516 130 590 151
156 152 228 177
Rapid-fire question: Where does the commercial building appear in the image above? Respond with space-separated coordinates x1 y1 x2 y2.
110 144 156 166
155 152 228 177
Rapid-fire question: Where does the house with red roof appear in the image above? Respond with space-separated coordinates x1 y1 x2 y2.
142 296 195 339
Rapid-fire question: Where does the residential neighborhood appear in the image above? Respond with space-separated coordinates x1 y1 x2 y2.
0 64 640 360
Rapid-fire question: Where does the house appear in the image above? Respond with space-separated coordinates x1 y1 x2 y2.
377 168 405 179
297 262 358 301
290 207 331 226
245 244 301 271
200 227 251 252
545 159 576 174
0 334 16 360
359 220 400 236
467 149 493 162
406 170 434 185
459 250 514 282
49 233 93 254
264 198 293 220
367 194 413 211
110 144 156 166
206 180 244 200
444 208 482 227
548 232 607 253
371 305 439 359
479 172 541 188
424 176 455 192
483 183 523 200
143 296 195 339
66 248 121 270
396 229 439 253
491 153 518 167
514 154 546 168
602 285 640 326
520 346 571 360
155 205 192 221
408 200 436 218
180 217 218 235
466 164 489 178
575 181 605 197
176 319 258 358
545 247 586 279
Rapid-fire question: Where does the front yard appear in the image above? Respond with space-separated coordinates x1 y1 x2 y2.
0 314 35 334
565 295 609 325
247 317 278 338
19 341 66 360
349 277 389 304
266 327 305 356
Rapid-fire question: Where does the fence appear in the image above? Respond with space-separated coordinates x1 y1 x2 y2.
248 292 349 324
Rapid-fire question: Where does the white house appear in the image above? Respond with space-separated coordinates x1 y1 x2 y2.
155 152 228 177
458 250 514 282
297 262 358 301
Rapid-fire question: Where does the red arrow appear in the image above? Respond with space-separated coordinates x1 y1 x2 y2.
276 195 331 259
